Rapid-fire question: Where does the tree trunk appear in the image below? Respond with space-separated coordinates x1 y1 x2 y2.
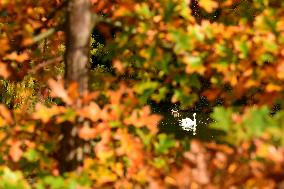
65 0 92 93
58 0 93 173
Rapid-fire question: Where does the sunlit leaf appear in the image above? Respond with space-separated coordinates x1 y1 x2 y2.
48 79 73 105
0 63 10 79
199 0 218 12
9 140 23 162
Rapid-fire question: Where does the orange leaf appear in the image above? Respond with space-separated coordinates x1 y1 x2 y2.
124 106 162 134
9 140 23 162
0 38 9 55
48 79 73 105
202 88 220 101
67 82 80 100
0 63 10 78
0 104 13 124
277 60 284 79
266 84 282 92
82 92 99 104
77 102 101 122
78 125 97 140
5 51 29 63
113 59 124 73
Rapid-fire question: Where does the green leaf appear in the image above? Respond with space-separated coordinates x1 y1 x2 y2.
243 106 270 137
170 29 193 52
186 56 202 67
239 40 249 59
188 74 201 89
154 134 176 154
24 149 39 162
153 157 167 169
210 107 233 132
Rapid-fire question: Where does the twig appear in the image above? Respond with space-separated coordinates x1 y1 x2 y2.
32 28 56 44
30 56 63 74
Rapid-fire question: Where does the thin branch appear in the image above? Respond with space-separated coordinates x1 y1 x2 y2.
32 28 56 44
30 56 63 74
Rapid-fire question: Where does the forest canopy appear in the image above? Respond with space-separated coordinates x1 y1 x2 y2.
0 0 284 188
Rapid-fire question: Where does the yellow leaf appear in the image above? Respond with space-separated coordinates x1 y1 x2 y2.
266 84 282 92
199 0 218 12
33 103 64 123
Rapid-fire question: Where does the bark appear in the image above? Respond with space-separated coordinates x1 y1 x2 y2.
58 0 93 173
65 0 93 93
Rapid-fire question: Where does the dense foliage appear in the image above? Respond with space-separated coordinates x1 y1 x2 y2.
0 0 284 188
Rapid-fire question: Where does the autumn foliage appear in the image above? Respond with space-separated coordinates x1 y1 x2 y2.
1 0 284 188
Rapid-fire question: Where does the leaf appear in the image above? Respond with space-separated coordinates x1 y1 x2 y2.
154 134 176 154
277 60 284 79
243 106 271 137
0 167 31 189
81 92 99 104
124 106 162 134
199 0 218 12
113 59 124 73
24 149 39 161
210 107 233 132
114 128 144 169
5 52 29 63
0 104 13 124
67 82 80 100
0 38 9 55
183 54 205 74
266 84 282 92
48 79 73 105
77 102 101 122
78 125 97 140
9 140 23 162
0 63 10 78
33 103 65 123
